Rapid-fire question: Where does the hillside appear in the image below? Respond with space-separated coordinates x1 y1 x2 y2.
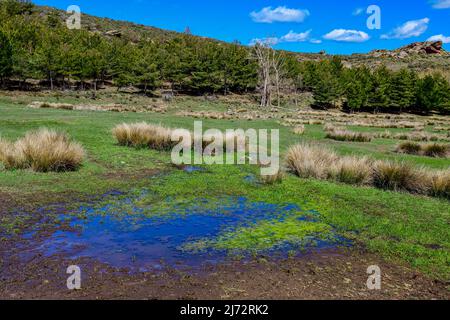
35 4 450 75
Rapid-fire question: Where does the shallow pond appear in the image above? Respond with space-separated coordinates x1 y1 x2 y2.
21 190 350 272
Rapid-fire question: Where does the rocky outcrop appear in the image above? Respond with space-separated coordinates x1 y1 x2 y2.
369 41 447 59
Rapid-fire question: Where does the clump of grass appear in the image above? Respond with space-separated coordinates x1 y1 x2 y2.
292 125 305 135
0 129 85 172
422 143 449 158
286 143 337 179
428 170 450 199
259 170 284 185
286 143 447 198
396 142 449 158
372 161 428 194
396 141 422 155
324 124 372 142
112 122 174 150
328 156 373 185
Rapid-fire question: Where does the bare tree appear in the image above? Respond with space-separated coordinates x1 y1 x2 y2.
252 40 286 108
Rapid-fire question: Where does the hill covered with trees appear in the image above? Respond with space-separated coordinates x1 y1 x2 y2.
0 0 449 114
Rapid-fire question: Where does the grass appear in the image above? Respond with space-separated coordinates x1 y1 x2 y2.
112 122 174 150
0 95 449 281
0 128 85 172
396 141 449 158
286 143 448 198
324 124 373 142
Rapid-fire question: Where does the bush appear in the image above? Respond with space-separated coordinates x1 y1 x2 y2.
0 129 85 172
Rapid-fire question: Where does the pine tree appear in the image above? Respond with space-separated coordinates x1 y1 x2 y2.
0 30 13 84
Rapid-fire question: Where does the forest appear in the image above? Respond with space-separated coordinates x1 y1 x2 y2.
0 0 449 114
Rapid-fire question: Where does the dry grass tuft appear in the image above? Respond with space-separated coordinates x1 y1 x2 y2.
396 142 449 158
286 143 337 179
285 143 448 198
422 143 449 158
259 170 285 185
372 161 428 194
328 156 373 185
0 129 85 172
112 122 174 150
428 170 450 199
292 125 305 135
324 124 373 142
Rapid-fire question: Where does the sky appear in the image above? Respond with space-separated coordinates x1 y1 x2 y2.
33 0 450 54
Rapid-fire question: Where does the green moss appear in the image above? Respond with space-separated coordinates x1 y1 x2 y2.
211 218 335 251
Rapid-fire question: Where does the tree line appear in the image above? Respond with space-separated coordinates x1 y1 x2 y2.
0 0 449 114
300 57 450 114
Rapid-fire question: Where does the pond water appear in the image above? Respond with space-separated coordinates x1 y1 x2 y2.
22 191 350 272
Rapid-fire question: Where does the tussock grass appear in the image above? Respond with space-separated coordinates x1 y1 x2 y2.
428 170 450 199
112 122 174 150
0 129 85 172
372 161 428 194
328 156 373 185
286 143 337 179
292 125 305 135
422 143 449 158
259 170 284 185
286 143 448 198
396 142 449 158
324 124 372 142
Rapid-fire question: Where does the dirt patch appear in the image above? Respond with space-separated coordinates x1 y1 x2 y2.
1 246 448 300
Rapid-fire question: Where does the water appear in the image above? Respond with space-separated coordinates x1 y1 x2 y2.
22 192 349 272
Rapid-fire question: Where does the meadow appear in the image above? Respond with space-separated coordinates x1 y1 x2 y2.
0 92 449 298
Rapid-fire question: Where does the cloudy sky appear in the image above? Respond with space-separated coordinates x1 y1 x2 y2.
34 0 450 54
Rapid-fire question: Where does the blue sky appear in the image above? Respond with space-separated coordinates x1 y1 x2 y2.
33 0 450 54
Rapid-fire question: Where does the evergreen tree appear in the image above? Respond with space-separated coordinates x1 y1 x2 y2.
0 30 12 83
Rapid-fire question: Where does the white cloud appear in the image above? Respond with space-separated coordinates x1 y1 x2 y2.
323 29 370 42
431 0 450 9
250 30 320 46
281 30 311 42
250 6 310 23
352 8 364 16
381 18 430 39
427 34 450 43
249 37 280 46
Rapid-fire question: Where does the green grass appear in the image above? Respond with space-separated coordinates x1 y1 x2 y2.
0 96 449 281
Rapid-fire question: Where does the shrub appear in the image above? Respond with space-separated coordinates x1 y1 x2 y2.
0 129 85 172
112 122 173 150
372 161 428 194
